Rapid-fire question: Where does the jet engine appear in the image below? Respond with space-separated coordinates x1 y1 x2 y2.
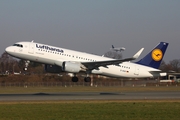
62 61 81 73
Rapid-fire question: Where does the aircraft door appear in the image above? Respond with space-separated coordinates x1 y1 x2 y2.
28 42 34 54
134 65 139 75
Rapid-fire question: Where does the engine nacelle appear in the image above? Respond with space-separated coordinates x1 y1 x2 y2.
45 64 63 73
62 61 81 73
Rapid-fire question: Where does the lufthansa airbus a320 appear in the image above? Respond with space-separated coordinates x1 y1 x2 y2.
5 41 168 82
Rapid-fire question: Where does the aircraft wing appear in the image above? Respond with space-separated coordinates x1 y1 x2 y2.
82 48 144 70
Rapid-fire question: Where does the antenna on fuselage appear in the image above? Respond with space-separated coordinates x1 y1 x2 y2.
31 40 34 43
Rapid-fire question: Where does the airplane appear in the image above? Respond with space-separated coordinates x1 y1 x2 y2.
111 45 126 52
5 41 168 82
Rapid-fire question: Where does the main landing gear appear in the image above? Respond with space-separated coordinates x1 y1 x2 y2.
71 74 91 82
84 76 91 82
72 76 78 82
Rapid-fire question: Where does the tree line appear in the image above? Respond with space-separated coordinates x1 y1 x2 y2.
0 52 43 74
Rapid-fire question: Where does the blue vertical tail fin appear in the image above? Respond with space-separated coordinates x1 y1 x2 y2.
136 42 169 69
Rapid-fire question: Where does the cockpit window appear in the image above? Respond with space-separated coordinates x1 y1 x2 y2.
13 44 23 48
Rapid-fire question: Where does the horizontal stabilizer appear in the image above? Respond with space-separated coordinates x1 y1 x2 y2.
149 71 167 77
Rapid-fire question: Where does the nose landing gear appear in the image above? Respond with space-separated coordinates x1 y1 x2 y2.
23 60 30 71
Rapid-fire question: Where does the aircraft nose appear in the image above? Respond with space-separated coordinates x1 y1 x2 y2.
5 47 12 54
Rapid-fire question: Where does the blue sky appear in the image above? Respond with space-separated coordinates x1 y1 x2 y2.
0 0 180 62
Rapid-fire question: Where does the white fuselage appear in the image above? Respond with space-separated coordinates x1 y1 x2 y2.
6 41 162 78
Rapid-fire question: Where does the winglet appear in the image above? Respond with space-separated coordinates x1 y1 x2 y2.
133 48 144 59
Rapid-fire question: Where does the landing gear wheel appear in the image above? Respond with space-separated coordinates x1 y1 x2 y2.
23 60 30 71
23 67 28 71
72 77 78 82
84 77 91 82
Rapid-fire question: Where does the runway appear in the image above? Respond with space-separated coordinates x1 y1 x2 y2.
0 91 180 101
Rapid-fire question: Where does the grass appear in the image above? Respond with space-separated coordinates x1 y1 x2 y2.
0 86 179 120
0 101 180 120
